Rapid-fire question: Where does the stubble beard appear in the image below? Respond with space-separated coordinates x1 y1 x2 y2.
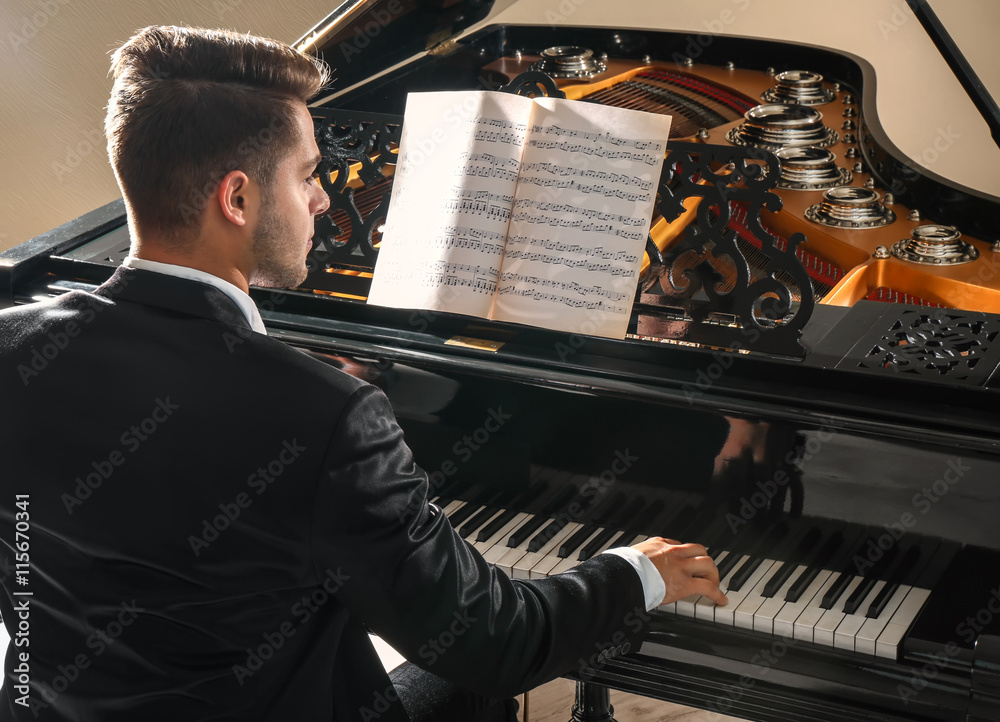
248 196 310 289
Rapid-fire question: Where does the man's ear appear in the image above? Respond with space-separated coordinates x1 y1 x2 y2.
217 170 251 227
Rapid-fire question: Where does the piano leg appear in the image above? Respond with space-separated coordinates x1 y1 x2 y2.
569 681 617 722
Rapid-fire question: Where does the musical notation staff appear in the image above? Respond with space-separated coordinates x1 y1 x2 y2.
525 139 661 165
443 188 514 222
455 152 521 182
496 272 632 303
519 162 655 190
534 124 664 152
429 226 506 256
379 259 500 296
516 175 650 203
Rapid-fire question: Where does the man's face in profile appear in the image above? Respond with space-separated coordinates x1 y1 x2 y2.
249 102 328 289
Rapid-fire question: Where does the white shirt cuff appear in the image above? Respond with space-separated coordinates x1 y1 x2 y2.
600 547 665 611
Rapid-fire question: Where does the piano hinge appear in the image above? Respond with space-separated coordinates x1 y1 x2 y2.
444 335 505 352
426 35 460 56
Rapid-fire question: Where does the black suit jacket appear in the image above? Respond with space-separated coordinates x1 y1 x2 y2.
0 267 648 721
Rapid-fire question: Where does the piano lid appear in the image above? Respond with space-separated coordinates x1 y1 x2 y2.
303 0 1000 200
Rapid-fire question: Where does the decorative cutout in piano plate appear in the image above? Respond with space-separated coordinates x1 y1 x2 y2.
849 308 1000 384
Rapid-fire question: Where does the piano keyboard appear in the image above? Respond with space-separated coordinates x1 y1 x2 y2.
433 479 953 662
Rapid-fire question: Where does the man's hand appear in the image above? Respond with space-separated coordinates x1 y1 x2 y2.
633 537 728 607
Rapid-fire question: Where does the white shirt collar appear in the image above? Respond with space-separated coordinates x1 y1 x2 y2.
122 257 267 335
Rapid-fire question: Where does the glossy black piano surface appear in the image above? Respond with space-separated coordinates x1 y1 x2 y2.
3 2 1000 721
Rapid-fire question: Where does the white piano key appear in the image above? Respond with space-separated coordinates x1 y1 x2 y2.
855 585 912 656
514 522 581 579
441 499 467 516
833 580 886 651
495 539 534 577
715 560 776 626
813 576 864 646
876 587 932 660
753 563 808 634
788 571 837 642
734 558 782 630
693 551 735 621
481 513 533 563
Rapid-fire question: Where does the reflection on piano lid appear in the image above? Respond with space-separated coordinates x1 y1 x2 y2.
4 3 1000 721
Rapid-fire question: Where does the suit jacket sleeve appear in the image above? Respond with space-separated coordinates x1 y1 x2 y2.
308 383 650 697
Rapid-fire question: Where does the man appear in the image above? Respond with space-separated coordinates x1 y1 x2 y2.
0 26 725 721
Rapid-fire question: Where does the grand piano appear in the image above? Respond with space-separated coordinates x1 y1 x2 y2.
3 1 1000 720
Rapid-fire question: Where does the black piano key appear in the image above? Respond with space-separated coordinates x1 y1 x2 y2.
606 499 667 550
460 506 500 539
843 543 900 614
820 571 854 609
611 532 639 548
866 581 900 619
763 527 824 597
763 537 815 597
786 567 821 603
724 523 790 592
727 556 768 592
786 525 862 603
528 518 568 552
578 526 620 561
577 496 648 559
557 491 628 558
859 540 928 617
715 548 746 581
476 508 519 543
559 523 599 558
508 485 577 548
474 484 547 543
448 500 484 528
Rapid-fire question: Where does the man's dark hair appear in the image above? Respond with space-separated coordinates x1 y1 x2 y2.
105 26 331 245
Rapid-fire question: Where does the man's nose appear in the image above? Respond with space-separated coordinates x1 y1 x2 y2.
313 184 331 216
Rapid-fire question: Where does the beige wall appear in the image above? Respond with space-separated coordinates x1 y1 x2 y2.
1 0 998 254
0 0 337 253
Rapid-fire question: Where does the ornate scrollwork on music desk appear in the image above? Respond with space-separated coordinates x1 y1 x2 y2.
305 108 403 298
639 142 815 357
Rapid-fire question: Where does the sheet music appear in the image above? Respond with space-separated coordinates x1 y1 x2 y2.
491 98 671 338
367 91 532 316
